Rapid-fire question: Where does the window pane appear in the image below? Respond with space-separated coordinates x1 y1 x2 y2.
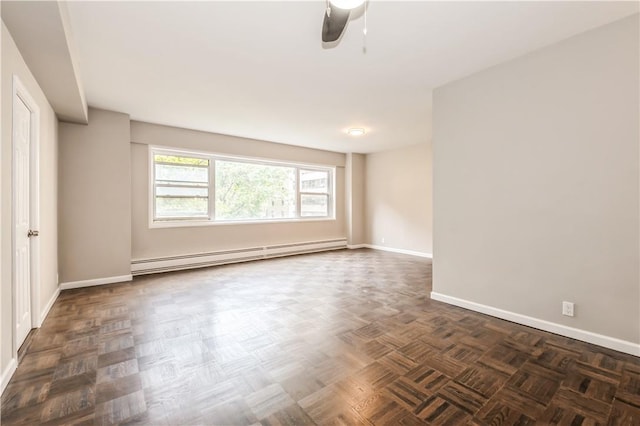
300 169 329 193
215 160 296 221
156 186 208 197
156 197 208 218
154 154 208 166
156 163 208 183
301 194 328 217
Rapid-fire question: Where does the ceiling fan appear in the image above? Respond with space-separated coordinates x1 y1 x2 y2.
322 0 366 43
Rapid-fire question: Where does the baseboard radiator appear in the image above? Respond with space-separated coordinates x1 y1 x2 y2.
131 238 348 276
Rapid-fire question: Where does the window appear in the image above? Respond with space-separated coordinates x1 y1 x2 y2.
300 169 330 217
153 154 210 220
151 148 335 225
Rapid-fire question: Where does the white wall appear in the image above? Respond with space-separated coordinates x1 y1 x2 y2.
0 7 3 393
365 143 432 256
1 22 59 388
346 153 366 246
58 108 131 284
432 15 639 352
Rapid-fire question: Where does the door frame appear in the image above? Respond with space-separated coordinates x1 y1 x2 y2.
11 75 40 358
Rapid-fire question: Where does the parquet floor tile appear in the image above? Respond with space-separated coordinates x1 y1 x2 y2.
2 249 640 425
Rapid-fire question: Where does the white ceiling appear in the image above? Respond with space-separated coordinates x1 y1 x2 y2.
66 1 638 154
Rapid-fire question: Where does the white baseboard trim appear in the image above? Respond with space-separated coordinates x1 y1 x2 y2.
60 274 133 290
38 287 60 327
131 239 348 276
431 292 640 357
365 244 432 259
347 244 367 249
1 358 17 395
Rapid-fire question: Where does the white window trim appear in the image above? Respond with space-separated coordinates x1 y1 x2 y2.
148 145 337 228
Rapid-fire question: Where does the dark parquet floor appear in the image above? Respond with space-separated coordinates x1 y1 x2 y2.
1 249 640 425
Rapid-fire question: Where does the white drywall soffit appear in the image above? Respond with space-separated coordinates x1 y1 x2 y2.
2 1 88 124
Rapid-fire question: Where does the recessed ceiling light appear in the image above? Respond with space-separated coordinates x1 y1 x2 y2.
347 128 365 136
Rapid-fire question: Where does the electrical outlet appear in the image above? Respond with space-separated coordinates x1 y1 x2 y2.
562 301 574 317
381 237 385 244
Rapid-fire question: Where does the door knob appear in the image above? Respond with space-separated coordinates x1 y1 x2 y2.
27 230 39 237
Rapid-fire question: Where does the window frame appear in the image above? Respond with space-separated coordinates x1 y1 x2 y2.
152 151 212 221
149 146 337 228
298 167 333 218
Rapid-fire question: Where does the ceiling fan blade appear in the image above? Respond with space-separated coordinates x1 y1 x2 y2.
322 6 351 42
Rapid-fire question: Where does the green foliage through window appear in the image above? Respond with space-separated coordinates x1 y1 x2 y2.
215 161 296 221
154 154 209 166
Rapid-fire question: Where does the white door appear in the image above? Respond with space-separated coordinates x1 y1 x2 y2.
13 94 32 348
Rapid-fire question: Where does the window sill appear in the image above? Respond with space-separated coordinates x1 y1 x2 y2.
149 217 337 229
